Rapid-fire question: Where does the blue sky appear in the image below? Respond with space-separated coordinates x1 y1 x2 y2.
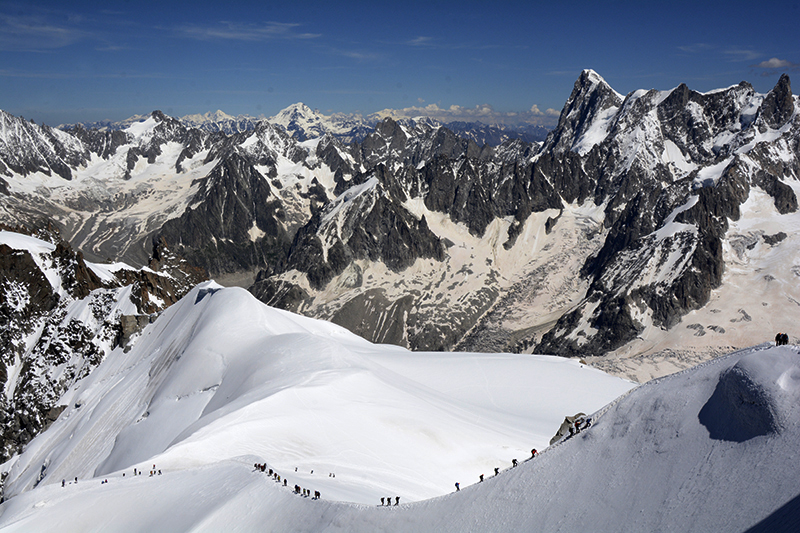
1 0 798 127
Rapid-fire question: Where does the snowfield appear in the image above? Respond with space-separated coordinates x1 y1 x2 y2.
0 283 632 510
1 287 797 532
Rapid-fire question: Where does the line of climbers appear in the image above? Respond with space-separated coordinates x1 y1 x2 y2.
254 411 601 504
62 464 163 488
455 448 540 493
455 414 594 492
254 461 401 506
254 463 322 500
63 413 598 498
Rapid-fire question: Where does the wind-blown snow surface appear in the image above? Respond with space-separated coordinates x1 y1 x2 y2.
0 283 632 509
2 338 798 532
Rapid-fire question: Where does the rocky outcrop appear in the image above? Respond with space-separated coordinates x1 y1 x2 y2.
282 175 445 290
0 111 89 180
65 124 130 159
156 152 292 277
760 74 794 129
248 276 310 312
0 225 205 464
113 237 208 314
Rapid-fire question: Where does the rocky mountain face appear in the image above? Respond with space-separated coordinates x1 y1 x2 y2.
1 71 798 370
534 72 799 357
0 111 90 181
0 224 206 465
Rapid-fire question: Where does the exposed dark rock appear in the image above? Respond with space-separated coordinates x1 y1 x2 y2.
759 74 794 129
157 153 292 277
66 124 130 159
329 289 414 346
545 211 562 234
545 69 624 155
283 182 445 290
248 278 309 312
0 110 90 180
763 232 787 245
752 171 798 214
118 314 155 350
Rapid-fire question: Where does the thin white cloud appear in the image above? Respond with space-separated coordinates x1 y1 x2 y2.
677 43 715 54
407 36 433 46
723 48 762 62
0 69 175 80
678 43 781 65
327 47 381 61
175 21 320 41
370 103 558 126
0 13 89 51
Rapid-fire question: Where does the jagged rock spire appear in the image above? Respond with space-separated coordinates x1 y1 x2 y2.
760 73 794 129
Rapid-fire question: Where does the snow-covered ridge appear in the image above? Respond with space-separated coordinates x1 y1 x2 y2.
0 282 634 506
1 337 797 532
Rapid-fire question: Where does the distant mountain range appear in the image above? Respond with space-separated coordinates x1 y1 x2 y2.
59 103 551 146
3 70 798 377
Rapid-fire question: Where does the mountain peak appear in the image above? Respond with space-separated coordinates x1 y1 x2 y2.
270 103 354 142
180 109 236 124
576 69 622 99
760 73 794 129
273 102 317 120
580 68 605 85
543 70 624 154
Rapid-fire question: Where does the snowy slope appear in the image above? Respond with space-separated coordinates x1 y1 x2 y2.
1 342 797 532
0 282 633 509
